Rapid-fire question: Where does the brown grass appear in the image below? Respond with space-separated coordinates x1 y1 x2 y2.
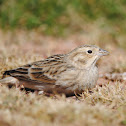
0 29 126 126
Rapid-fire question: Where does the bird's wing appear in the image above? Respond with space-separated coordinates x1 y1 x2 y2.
2 54 67 86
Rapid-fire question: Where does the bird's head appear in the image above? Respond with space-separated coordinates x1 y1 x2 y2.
66 45 109 69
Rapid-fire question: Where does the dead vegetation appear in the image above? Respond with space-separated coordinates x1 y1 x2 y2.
0 29 126 126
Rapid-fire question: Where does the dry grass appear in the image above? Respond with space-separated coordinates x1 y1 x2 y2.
0 82 126 126
0 29 126 126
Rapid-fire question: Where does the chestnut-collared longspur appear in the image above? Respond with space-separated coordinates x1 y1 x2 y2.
0 45 109 96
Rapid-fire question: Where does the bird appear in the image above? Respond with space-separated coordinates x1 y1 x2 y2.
0 45 109 96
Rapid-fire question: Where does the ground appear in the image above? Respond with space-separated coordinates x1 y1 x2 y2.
0 29 126 126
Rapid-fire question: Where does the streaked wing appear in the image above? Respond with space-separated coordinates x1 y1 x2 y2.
2 54 67 85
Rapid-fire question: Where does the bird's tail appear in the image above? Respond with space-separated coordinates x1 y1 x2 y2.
2 70 11 79
0 77 19 86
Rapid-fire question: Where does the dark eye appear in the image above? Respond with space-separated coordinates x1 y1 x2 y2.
87 50 92 54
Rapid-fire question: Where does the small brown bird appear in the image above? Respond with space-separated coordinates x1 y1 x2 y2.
0 45 109 96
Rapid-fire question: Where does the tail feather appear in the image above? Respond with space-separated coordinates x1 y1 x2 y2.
0 77 19 85
2 70 11 79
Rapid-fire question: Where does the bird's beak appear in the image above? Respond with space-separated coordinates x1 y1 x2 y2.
98 48 109 56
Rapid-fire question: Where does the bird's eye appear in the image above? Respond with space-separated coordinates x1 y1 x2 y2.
87 50 92 54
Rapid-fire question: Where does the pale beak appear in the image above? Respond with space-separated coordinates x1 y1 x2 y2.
98 48 109 56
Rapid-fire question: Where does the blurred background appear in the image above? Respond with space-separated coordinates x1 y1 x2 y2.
0 0 126 74
0 1 126 125
0 0 126 45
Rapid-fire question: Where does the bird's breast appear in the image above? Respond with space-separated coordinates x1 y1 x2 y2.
56 66 98 95
77 66 98 90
